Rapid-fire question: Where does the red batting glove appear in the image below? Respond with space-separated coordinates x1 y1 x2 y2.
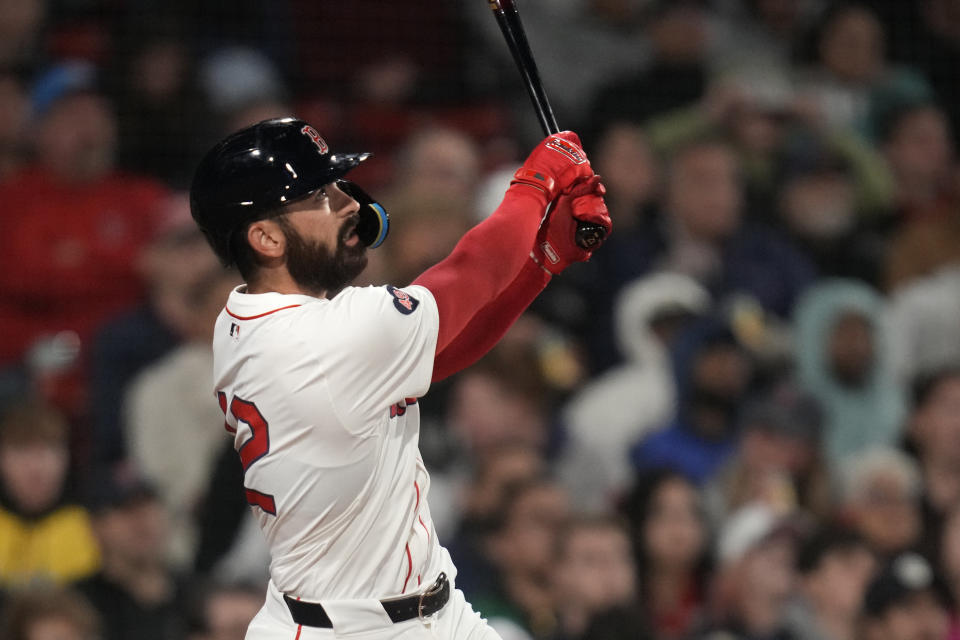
510 131 595 205
531 175 612 275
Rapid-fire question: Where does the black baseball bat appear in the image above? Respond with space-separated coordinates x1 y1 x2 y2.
488 0 607 250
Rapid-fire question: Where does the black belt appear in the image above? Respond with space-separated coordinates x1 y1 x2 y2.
283 573 449 628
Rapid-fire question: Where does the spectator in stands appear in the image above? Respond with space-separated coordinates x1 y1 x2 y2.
588 122 660 231
89 194 220 469
472 478 571 640
445 346 550 463
0 584 100 640
125 265 241 570
838 448 922 559
108 14 212 188
0 0 44 69
784 526 876 640
714 0 819 73
631 316 754 484
705 503 801 640
904 367 960 554
776 137 889 286
588 0 712 133
0 61 168 366
705 380 831 525
445 445 545 598
793 280 906 464
560 272 708 509
884 0 960 147
620 469 710 640
0 400 99 587
887 267 960 384
188 582 264 640
380 128 478 286
882 104 960 289
794 2 932 139
76 469 188 640
880 102 955 225
289 0 464 105
551 515 637 639
592 138 815 340
862 552 951 640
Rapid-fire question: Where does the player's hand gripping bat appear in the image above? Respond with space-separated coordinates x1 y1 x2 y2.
487 0 607 250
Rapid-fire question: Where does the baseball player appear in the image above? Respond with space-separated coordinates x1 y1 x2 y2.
189 117 611 639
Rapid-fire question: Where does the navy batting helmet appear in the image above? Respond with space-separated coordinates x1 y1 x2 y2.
190 117 389 267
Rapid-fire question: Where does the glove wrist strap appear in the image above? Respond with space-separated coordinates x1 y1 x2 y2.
511 168 557 200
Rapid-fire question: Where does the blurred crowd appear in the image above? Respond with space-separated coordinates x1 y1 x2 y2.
5 0 960 639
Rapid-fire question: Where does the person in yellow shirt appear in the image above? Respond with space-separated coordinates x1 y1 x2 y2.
0 399 100 586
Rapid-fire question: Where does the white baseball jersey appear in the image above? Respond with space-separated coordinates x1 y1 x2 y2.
212 283 444 602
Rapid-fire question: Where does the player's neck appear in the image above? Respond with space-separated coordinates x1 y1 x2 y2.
246 267 327 298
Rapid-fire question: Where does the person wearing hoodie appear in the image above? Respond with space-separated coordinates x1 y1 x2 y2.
559 272 709 509
792 279 906 466
630 315 754 485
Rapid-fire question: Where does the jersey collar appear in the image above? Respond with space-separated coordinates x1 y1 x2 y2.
224 285 321 320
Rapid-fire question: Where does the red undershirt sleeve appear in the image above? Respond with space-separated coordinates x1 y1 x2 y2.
412 186 547 353
430 256 550 382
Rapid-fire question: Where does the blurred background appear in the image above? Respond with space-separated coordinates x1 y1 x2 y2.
3 0 960 639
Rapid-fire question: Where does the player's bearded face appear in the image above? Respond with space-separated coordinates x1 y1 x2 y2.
277 215 367 296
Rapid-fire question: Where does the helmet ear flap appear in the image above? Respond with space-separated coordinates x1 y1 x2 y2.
338 180 389 248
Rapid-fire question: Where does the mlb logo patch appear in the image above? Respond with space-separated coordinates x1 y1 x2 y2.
386 285 419 315
230 322 241 341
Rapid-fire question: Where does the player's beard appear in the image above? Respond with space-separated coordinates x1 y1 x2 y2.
278 216 368 298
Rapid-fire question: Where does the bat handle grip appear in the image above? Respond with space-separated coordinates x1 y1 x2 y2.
575 222 606 250
540 135 606 250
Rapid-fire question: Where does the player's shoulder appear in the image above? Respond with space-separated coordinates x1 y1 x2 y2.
329 284 435 317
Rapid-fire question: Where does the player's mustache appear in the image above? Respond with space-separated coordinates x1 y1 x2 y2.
339 215 362 245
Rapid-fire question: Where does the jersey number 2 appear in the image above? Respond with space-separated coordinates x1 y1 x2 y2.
218 392 277 516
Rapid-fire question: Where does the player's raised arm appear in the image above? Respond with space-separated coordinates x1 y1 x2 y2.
412 131 605 353
430 176 609 381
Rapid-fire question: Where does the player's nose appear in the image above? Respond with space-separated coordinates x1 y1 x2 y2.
329 181 360 218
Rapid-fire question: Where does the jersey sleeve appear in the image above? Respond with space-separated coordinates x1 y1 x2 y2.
318 284 439 425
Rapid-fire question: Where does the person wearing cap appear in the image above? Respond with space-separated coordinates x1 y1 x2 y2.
862 552 951 640
74 469 188 640
0 60 169 367
704 380 831 525
704 503 802 640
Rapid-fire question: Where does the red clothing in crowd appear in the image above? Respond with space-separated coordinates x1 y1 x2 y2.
0 168 168 365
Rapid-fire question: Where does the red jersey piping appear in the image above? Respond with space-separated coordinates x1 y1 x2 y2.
402 544 413 593
225 304 302 320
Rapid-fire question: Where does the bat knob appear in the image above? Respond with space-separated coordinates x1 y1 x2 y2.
575 221 606 250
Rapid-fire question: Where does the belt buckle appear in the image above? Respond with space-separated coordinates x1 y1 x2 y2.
418 572 446 621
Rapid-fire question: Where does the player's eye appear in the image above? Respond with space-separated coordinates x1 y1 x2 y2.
316 187 328 201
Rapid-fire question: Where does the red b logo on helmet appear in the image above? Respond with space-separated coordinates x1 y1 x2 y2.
301 125 329 154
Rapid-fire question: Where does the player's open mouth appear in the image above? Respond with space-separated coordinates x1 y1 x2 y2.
341 221 360 247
